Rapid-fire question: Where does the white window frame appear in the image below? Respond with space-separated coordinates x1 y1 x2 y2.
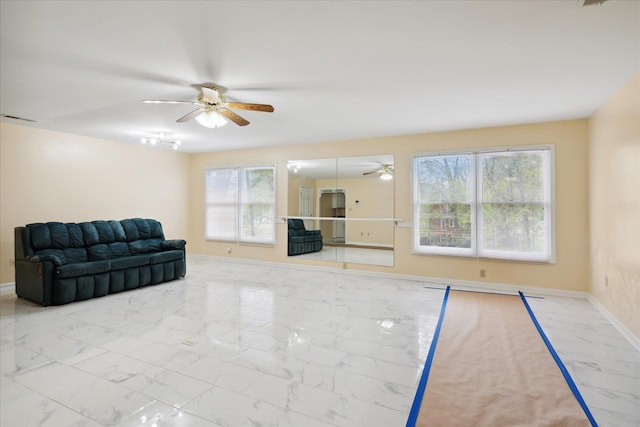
412 145 555 263
205 165 276 245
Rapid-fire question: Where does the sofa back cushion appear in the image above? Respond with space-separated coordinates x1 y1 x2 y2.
288 219 306 231
121 218 164 242
79 222 100 246
29 222 85 250
25 219 165 263
28 222 89 264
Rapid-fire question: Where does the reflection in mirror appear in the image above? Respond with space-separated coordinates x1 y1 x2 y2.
287 155 394 267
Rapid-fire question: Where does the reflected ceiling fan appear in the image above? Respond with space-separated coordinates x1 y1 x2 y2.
143 86 274 128
363 164 394 180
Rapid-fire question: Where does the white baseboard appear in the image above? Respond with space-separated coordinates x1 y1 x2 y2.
588 295 640 353
344 242 394 248
0 282 14 295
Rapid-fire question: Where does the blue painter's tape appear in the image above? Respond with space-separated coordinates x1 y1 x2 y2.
406 285 451 427
518 291 599 427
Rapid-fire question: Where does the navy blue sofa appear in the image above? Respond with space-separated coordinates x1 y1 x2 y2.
14 218 186 306
287 219 323 256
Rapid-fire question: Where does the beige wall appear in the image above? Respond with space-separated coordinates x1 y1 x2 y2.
588 72 640 338
0 123 190 283
190 119 590 292
333 177 394 246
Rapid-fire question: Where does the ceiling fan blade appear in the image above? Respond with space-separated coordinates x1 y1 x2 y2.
226 102 274 112
219 109 250 126
200 87 220 103
142 100 199 105
362 170 381 176
177 108 204 123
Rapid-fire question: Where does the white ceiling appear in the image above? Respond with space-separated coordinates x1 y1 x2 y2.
1 1 638 154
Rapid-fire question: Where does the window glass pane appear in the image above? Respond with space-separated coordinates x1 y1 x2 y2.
480 150 550 260
481 151 545 203
415 154 474 253
205 169 238 240
417 155 473 203
418 203 472 249
239 167 275 243
480 203 547 257
206 205 237 240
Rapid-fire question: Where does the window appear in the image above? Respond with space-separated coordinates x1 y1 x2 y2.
205 166 275 244
413 147 553 262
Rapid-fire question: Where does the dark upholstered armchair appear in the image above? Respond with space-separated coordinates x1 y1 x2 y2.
287 219 323 256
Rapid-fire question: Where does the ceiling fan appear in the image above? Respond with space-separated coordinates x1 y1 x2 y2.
363 164 394 180
143 86 274 128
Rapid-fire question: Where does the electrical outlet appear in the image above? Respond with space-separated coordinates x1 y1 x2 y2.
9 258 15 266
226 247 232 254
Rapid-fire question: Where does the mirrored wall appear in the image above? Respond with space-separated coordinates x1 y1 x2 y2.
287 155 395 266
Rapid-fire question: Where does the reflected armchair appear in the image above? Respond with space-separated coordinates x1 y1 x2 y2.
287 219 323 256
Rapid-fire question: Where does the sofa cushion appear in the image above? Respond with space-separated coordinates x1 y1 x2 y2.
94 220 116 243
49 222 70 248
287 219 305 230
79 222 100 246
109 220 127 241
109 242 130 258
121 219 140 241
67 223 85 247
29 223 52 250
110 255 151 270
129 238 162 254
62 248 88 264
87 244 111 260
55 260 111 279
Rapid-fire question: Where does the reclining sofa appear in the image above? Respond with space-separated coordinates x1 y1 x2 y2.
287 218 323 256
14 218 186 306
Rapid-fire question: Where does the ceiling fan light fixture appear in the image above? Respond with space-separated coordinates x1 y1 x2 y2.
380 172 393 181
195 111 228 128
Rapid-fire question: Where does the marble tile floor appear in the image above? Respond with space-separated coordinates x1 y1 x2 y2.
0 255 637 427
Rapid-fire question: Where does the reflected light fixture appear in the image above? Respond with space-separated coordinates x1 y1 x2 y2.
195 110 228 128
287 162 300 173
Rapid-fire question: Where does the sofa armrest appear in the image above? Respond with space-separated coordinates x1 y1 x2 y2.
162 239 186 251
26 254 63 266
15 259 55 305
305 230 322 236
